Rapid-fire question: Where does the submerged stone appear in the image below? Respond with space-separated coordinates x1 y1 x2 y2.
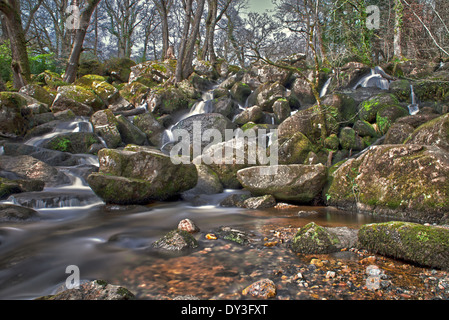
152 229 198 251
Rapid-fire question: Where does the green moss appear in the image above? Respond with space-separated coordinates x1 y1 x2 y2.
291 222 340 254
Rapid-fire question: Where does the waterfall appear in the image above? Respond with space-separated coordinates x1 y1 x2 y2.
353 66 391 91
407 85 419 115
320 77 332 98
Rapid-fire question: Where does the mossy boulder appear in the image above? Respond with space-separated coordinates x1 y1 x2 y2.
128 60 174 87
230 81 252 104
133 112 165 147
87 147 198 204
278 131 315 165
339 127 364 151
152 229 199 251
146 85 190 116
325 144 449 224
353 120 378 138
272 98 291 124
233 105 263 126
42 132 101 154
116 115 147 146
0 177 44 200
376 105 409 134
50 93 93 116
358 93 400 123
321 93 357 126
413 80 449 102
324 134 340 151
389 80 413 102
291 222 341 254
405 113 449 152
249 81 286 111
278 104 340 144
358 222 449 270
19 84 55 105
0 204 40 223
384 122 414 144
237 164 327 203
58 85 105 112
91 109 122 149
119 81 149 106
104 57 136 83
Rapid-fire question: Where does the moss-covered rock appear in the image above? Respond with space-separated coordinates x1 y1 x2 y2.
339 127 364 151
0 92 38 136
56 85 105 112
414 80 449 102
116 115 147 146
133 112 165 147
278 131 315 165
321 93 357 126
119 81 149 106
291 222 341 254
325 144 449 224
19 84 55 105
0 177 45 200
104 57 136 83
384 122 414 144
358 222 449 270
358 93 400 123
87 147 198 204
272 98 291 124
405 113 449 152
146 85 190 116
389 80 412 102
90 109 122 149
230 81 252 104
152 229 199 251
376 105 409 134
237 164 327 203
233 105 263 126
353 120 379 138
43 132 101 154
250 81 286 112
0 204 41 222
128 60 174 87
50 94 93 116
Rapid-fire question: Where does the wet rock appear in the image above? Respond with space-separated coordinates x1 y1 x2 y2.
242 279 277 299
211 95 239 120
233 106 263 126
0 176 44 200
178 219 200 234
42 132 101 154
243 195 276 209
8 190 102 209
0 204 40 222
237 164 327 203
133 112 166 147
215 226 250 245
0 155 70 187
291 222 341 254
116 115 148 146
219 193 251 208
358 222 449 270
325 144 449 224
278 132 315 165
37 280 135 300
87 147 198 204
50 93 93 117
183 164 223 197
405 113 449 152
90 109 122 149
152 229 199 251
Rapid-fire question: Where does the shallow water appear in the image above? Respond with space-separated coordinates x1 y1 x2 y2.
0 178 391 300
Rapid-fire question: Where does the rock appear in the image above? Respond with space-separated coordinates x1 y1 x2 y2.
278 132 315 165
183 164 223 196
171 113 236 151
0 177 44 199
321 93 358 125
291 76 316 107
0 204 40 222
129 60 175 86
230 82 252 104
324 134 340 151
119 81 149 106
237 164 327 203
413 80 449 102
152 229 199 251
146 85 190 116
389 79 413 102
405 113 449 152
291 222 341 254
133 112 166 147
339 127 364 151
91 109 122 149
376 105 408 134
56 85 105 112
42 132 101 154
19 84 55 105
272 98 291 124
384 122 414 144
178 219 200 234
233 106 263 126
278 105 339 144
8 190 101 209
50 93 93 117
326 227 359 249
325 144 449 224
116 115 148 146
0 155 70 187
358 221 449 270
219 193 251 208
37 280 135 300
215 226 250 245
87 147 198 204
243 195 276 209
353 120 378 138
211 95 239 120
250 81 287 111
91 80 121 106
242 279 277 299
104 57 136 83
358 93 400 123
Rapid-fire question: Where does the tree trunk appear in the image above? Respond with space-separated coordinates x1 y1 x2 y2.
63 0 101 84
393 0 403 59
0 0 31 89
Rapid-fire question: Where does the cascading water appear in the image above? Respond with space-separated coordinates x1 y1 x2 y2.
408 85 419 115
353 66 391 91
320 77 333 98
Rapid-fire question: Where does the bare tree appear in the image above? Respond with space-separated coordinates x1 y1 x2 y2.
0 0 31 88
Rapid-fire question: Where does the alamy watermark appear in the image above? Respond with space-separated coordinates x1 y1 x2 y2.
168 122 279 176
65 265 80 289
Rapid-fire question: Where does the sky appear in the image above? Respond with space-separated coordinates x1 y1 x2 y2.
248 0 275 13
